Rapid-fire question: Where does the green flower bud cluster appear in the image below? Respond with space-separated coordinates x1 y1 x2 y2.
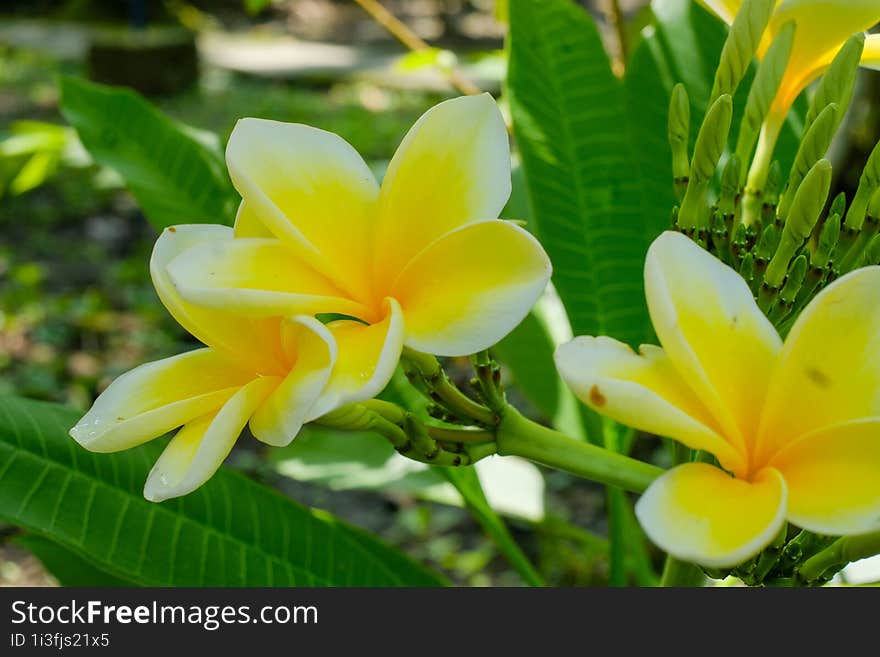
702 527 838 587
668 10 876 333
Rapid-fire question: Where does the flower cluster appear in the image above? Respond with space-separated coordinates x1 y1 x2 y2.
71 94 551 501
69 0 880 577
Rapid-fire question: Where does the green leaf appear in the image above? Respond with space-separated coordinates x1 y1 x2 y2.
15 534 133 587
0 396 445 586
494 311 559 419
59 75 238 231
508 0 668 348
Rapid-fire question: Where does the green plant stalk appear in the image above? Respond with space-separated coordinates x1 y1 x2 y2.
798 530 880 583
602 419 651 586
742 115 784 227
495 408 663 494
659 557 706 587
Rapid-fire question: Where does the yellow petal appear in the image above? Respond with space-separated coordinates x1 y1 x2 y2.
860 32 880 70
373 94 511 291
391 220 551 357
308 298 405 419
768 0 880 113
555 337 745 475
249 316 337 447
225 118 378 302
151 225 288 374
233 201 272 238
770 419 880 535
696 0 742 24
635 463 787 568
644 232 782 454
144 376 278 502
756 267 880 463
69 348 253 453
166 236 371 320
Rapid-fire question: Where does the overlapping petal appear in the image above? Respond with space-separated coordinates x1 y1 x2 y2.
225 118 379 302
391 220 551 357
308 298 405 419
644 232 782 453
635 463 788 568
862 33 880 70
144 376 279 502
770 419 880 535
555 337 745 474
165 235 371 321
696 0 743 25
756 267 880 462
249 316 337 447
700 0 880 115
373 94 511 291
69 348 253 453
233 201 272 238
151 225 288 374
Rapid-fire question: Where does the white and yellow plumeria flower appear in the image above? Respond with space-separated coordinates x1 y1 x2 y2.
160 93 551 389
70 225 401 502
556 231 880 568
699 0 880 118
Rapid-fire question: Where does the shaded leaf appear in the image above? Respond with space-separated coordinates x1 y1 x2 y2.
0 396 444 586
59 75 237 230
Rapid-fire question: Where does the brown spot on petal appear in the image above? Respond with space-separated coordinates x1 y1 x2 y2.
168 226 177 232
589 385 607 407
806 367 831 388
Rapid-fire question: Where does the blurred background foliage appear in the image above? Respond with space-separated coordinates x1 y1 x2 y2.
0 0 631 588
2 0 879 587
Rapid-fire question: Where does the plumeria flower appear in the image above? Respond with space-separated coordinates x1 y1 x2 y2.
556 231 880 567
70 225 384 502
700 0 880 132
160 93 551 378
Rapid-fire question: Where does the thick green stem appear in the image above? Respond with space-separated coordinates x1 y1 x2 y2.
660 558 706 587
495 408 663 494
742 115 784 227
798 530 880 583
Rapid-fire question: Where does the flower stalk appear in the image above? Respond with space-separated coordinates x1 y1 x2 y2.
494 407 663 495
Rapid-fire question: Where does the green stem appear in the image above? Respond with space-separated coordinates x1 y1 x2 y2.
426 426 495 444
742 115 784 227
660 558 706 587
798 530 880 584
495 408 663 494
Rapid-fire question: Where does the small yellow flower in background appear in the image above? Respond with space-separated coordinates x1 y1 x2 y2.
699 0 880 117
71 94 551 502
164 92 551 362
556 231 880 567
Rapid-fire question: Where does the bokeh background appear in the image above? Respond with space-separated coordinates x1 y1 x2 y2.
3 0 879 587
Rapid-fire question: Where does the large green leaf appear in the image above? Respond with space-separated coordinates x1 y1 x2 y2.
0 396 444 586
59 75 238 231
507 0 669 348
15 534 133 587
